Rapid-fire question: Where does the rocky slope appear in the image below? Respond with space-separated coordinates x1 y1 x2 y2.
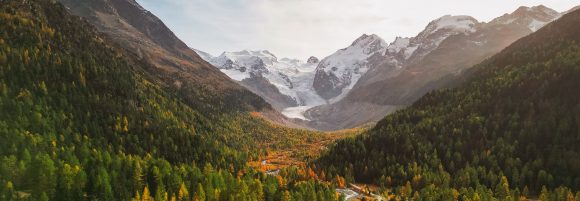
306 5 563 130
198 34 397 120
313 34 389 101
56 0 269 112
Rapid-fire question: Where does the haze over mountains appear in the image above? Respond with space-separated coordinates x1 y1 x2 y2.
196 5 565 130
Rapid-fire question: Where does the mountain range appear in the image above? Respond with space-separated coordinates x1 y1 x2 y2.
195 5 565 130
193 49 323 114
318 7 580 199
307 5 565 130
2 0 580 200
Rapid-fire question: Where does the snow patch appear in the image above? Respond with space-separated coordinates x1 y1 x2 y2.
314 34 388 102
404 45 419 59
220 69 250 81
387 37 410 53
281 106 315 120
195 48 327 120
528 19 547 32
428 15 477 35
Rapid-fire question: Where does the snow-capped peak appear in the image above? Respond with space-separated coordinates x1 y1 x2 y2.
319 34 388 75
349 34 389 54
195 48 326 115
351 34 382 46
417 15 478 40
313 34 389 101
218 50 278 66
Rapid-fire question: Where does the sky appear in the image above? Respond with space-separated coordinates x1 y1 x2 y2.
137 0 578 60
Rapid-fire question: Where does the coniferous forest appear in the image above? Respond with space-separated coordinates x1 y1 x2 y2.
317 8 580 201
2 0 580 201
0 1 337 200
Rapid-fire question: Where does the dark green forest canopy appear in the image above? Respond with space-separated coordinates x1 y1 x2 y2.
317 8 580 200
0 0 337 200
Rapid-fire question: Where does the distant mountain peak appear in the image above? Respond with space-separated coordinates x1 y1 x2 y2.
418 15 478 39
196 48 327 111
513 5 559 16
307 56 319 64
313 34 389 100
513 5 558 16
491 5 560 32
351 34 386 48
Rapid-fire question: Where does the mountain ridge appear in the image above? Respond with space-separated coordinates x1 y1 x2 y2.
57 0 270 113
305 5 563 130
318 8 580 199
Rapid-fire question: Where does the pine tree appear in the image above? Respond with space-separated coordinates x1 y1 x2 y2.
253 179 264 201
30 154 56 198
155 186 166 201
195 183 205 201
2 181 14 201
178 183 189 201
472 192 481 201
133 162 144 192
133 191 141 201
142 186 153 201
495 176 511 200
567 191 574 201
39 192 49 201
282 190 291 201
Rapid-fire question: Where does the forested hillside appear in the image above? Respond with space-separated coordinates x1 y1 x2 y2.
57 0 270 114
317 9 580 200
0 1 338 200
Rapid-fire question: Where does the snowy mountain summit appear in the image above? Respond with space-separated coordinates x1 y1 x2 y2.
194 49 325 114
313 34 389 101
195 5 563 123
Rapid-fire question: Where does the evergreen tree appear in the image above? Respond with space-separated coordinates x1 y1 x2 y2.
196 183 206 201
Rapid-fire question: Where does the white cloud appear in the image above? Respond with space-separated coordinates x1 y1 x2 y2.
138 0 578 60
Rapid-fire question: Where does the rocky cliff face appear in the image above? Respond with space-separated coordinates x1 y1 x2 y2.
307 56 320 64
312 34 389 101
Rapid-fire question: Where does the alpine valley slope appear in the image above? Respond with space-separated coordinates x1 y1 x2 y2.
56 0 269 113
306 5 564 130
317 8 580 199
0 0 341 200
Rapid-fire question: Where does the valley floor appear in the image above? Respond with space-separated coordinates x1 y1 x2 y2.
249 127 364 173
